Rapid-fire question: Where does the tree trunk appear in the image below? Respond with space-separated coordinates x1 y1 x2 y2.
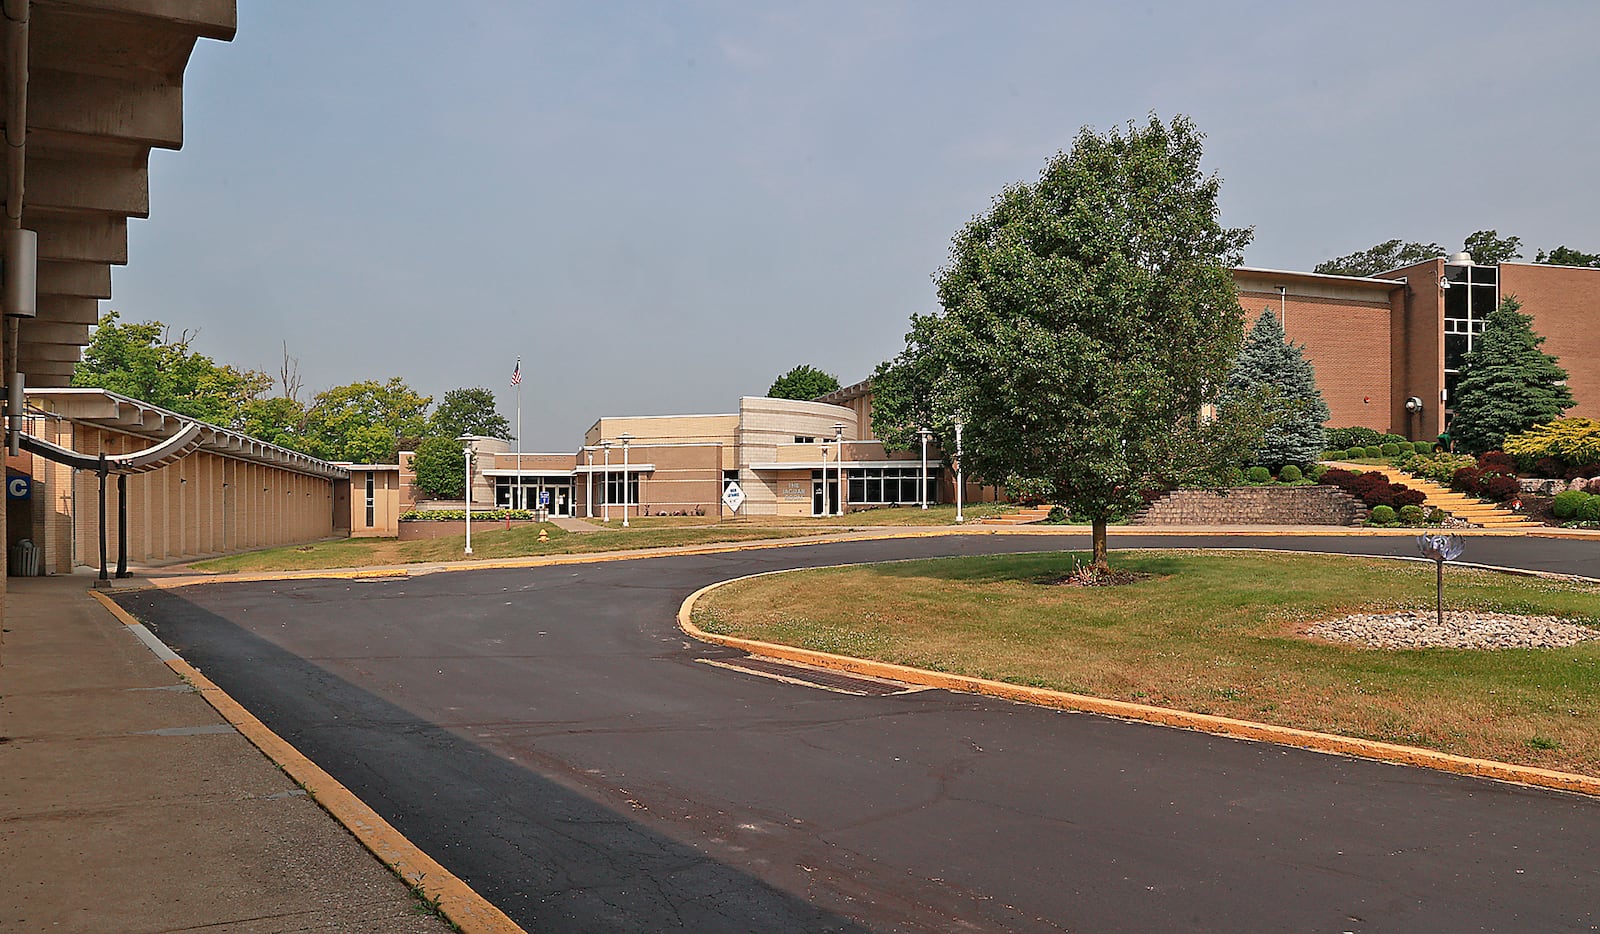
1091 514 1109 570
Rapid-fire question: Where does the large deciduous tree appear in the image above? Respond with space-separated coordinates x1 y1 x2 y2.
410 436 468 499
300 378 432 463
430 387 511 440
72 311 274 427
1536 246 1600 267
1314 240 1445 277
1449 296 1573 455
1462 229 1523 265
1222 310 1329 469
767 364 841 401
873 114 1255 569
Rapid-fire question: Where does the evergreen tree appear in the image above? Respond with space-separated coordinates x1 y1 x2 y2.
1223 309 1329 469
1450 296 1573 454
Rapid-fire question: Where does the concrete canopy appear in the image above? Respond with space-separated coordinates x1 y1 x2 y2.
0 0 236 385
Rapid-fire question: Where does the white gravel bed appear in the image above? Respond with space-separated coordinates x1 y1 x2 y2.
1308 610 1600 650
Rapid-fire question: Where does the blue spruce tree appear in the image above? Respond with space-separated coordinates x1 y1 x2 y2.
1223 309 1330 469
1449 296 1573 454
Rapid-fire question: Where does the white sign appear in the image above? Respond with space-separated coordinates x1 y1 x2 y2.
721 480 746 513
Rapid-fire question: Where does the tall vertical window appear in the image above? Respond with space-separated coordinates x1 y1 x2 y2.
364 473 375 527
1443 263 1497 410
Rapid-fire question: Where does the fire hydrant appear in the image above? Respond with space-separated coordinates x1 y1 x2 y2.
537 527 549 544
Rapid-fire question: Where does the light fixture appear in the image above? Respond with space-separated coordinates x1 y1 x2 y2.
1439 275 1451 290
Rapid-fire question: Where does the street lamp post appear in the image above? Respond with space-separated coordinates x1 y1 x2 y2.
833 422 845 516
463 446 473 555
619 432 633 528
585 449 593 518
818 444 828 517
918 427 931 510
954 420 964 524
601 440 612 523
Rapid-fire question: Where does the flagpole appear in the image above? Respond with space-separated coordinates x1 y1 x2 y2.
515 355 522 510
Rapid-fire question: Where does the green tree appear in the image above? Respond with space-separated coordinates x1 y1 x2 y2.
1450 296 1574 455
236 396 309 450
430 387 511 440
72 311 273 427
1462 229 1523 265
410 436 467 499
1222 310 1329 469
1314 240 1444 276
300 378 432 463
1536 246 1600 267
767 364 841 400
873 114 1256 569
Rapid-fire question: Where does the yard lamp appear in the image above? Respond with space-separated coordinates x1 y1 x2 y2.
601 440 612 523
1417 533 1465 628
619 432 633 528
833 422 845 516
953 419 965 523
463 446 474 555
917 427 932 510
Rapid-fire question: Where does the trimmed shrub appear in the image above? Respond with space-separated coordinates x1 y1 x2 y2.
1379 442 1400 457
1327 427 1382 451
1581 496 1600 523
1452 466 1483 495
1369 505 1396 524
1362 445 1382 458
1278 464 1303 483
1426 507 1447 524
1480 474 1520 502
1532 455 1565 478
1307 463 1329 481
1323 449 1347 461
1221 465 1245 486
1246 465 1272 483
1552 489 1589 520
1479 451 1517 474
1398 504 1424 524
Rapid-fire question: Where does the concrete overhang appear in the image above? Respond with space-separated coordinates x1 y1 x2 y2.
24 386 348 480
3 0 237 386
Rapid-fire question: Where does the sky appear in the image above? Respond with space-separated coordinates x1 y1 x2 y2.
107 1 1600 449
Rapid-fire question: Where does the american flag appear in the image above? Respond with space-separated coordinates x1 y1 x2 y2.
510 359 521 386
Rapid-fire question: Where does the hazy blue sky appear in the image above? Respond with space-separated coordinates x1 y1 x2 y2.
109 1 1600 449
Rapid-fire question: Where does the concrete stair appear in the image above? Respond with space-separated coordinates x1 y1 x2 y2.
1329 462 1538 529
977 504 1055 525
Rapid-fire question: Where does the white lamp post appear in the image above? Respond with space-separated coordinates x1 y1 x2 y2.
918 427 931 510
818 444 828 517
463 446 473 555
585 449 594 518
954 420 964 524
619 432 633 528
833 422 845 516
601 440 612 523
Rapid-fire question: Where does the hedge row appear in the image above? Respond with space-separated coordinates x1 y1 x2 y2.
1318 467 1426 510
1553 490 1600 522
399 509 539 522
1323 440 1437 460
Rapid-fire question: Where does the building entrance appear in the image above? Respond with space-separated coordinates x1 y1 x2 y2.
497 477 573 516
812 470 838 516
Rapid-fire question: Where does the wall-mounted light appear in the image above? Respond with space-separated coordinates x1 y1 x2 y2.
1439 275 1451 290
1405 396 1424 413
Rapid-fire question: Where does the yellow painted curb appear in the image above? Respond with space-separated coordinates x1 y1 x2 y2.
677 569 1600 799
90 590 524 934
113 522 1552 595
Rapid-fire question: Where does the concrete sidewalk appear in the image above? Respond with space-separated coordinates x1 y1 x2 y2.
0 574 453 933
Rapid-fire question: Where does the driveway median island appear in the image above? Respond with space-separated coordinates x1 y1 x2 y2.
691 550 1600 778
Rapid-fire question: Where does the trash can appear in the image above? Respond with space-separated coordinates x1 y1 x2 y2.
9 539 39 577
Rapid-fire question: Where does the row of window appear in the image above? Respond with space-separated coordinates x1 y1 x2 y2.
833 466 942 505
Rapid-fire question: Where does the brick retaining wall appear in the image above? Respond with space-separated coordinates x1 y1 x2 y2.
1134 486 1367 526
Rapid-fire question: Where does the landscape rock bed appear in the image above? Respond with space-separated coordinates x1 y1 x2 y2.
1308 611 1600 650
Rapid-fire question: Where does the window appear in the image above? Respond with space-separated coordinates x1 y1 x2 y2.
794 435 815 444
846 467 941 505
1442 263 1497 410
364 473 375 527
603 472 639 505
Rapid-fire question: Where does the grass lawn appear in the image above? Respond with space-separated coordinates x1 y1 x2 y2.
189 523 809 573
693 550 1600 776
188 504 1021 573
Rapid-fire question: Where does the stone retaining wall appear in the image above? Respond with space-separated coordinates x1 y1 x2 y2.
1134 486 1367 526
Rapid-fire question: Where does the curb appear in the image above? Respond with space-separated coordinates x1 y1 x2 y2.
114 523 1550 593
676 567 1600 800
89 589 526 934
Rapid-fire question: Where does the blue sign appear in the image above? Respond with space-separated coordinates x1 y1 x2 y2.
7 475 30 500
538 490 551 506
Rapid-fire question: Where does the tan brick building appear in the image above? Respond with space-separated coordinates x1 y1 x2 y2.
9 389 344 574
